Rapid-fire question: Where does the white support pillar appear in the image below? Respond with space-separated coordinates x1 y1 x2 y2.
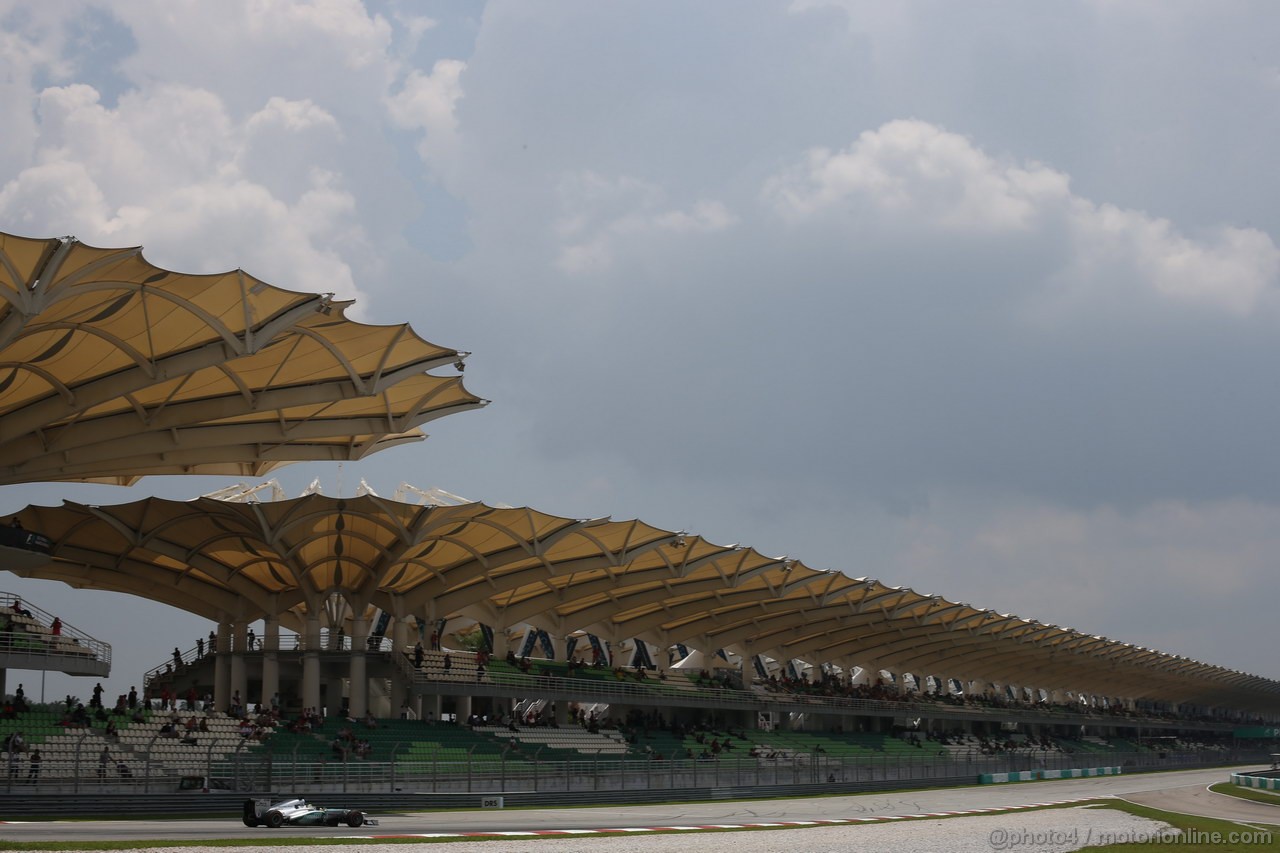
348 614 369 718
302 614 322 714
491 625 509 659
214 621 231 712
230 621 248 710
262 618 280 710
392 617 409 658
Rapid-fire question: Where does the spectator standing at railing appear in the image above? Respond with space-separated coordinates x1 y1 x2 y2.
413 641 424 668
196 636 204 658
50 616 61 636
127 686 137 709
208 630 216 654
26 748 40 783
247 628 256 650
172 647 182 668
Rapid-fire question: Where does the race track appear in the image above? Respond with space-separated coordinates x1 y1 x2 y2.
1 766 1275 844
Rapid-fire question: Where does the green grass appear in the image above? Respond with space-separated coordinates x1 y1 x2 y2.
1079 800 1280 852
1210 781 1280 806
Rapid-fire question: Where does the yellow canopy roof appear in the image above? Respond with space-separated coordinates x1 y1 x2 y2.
11 494 1279 710
0 231 485 485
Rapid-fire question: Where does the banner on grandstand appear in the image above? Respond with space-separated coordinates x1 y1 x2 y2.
1234 727 1280 739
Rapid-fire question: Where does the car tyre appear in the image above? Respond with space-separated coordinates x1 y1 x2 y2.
242 817 260 827
346 812 364 828
265 810 285 828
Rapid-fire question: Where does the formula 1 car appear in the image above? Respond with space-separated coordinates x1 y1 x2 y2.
242 797 376 828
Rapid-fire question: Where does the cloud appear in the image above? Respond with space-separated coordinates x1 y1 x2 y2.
386 59 465 170
0 82 365 302
766 119 1071 233
554 172 735 274
765 119 1280 316
882 494 1280 673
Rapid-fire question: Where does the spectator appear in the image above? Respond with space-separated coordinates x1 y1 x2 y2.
413 641 424 668
247 628 256 651
26 748 40 783
98 747 110 778
50 616 61 636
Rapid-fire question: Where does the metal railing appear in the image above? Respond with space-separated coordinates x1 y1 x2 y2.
3 740 1264 797
0 592 111 675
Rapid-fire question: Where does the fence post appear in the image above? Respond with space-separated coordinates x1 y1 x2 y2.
144 732 160 794
233 739 248 792
534 746 544 792
74 730 88 793
390 741 402 793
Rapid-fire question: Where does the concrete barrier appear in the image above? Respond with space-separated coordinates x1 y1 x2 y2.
1231 772 1280 791
980 766 1120 784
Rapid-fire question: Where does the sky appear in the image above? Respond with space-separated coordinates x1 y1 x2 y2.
1 0 1279 705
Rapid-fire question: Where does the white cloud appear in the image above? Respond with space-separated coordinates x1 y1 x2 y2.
385 59 465 170
0 81 366 303
766 119 1070 232
766 119 1280 316
554 172 736 275
245 96 339 136
886 495 1278 668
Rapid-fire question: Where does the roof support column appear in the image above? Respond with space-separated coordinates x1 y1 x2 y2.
737 646 754 687
348 613 369 718
490 625 509 659
392 617 409 658
261 617 280 710
302 613 322 714
389 617 409 715
230 621 248 712
213 621 231 713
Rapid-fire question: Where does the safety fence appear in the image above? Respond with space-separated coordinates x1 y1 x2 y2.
2 744 1263 797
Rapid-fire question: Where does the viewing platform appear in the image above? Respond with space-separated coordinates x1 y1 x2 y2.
1 592 111 678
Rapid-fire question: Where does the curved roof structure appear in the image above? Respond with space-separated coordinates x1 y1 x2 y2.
0 231 485 485
11 494 1280 711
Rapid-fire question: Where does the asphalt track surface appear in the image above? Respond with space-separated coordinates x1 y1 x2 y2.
1 766 1276 844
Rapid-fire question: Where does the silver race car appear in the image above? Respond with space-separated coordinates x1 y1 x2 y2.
242 797 375 828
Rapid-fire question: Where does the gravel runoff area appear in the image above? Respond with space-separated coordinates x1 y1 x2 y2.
94 806 1209 853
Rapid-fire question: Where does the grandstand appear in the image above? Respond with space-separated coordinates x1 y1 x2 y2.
1 229 1278 796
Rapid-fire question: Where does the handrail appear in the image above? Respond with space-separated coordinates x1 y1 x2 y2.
404 664 1239 731
143 634 396 686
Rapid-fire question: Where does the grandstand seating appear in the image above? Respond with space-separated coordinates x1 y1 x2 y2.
0 705 269 778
